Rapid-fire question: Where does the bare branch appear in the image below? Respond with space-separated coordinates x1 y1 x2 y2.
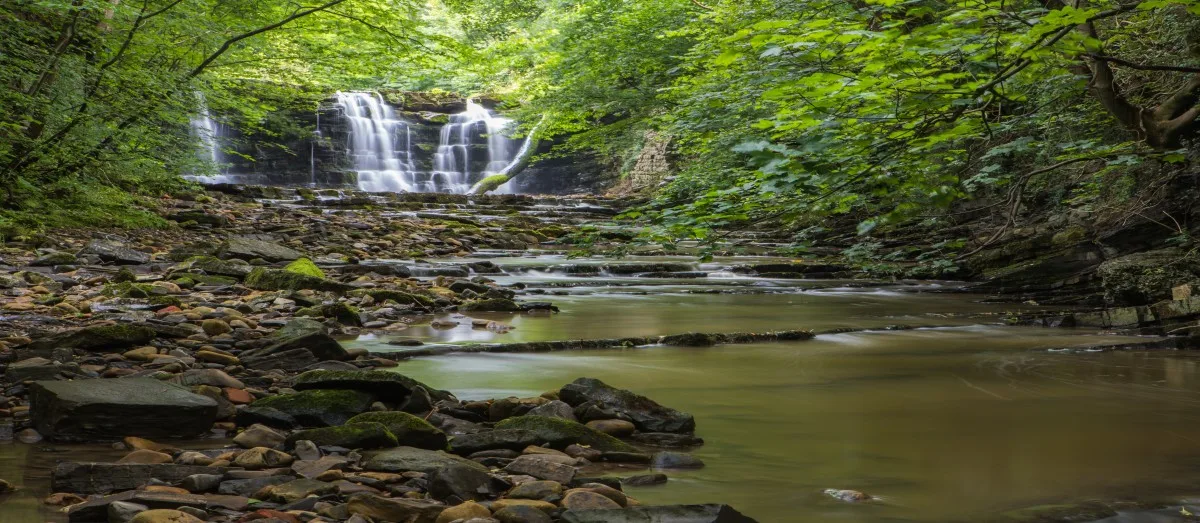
188 0 349 78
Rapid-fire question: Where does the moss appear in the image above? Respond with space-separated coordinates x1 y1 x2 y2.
284 257 326 279
245 267 350 293
459 298 521 312
473 174 510 195
346 412 448 450
495 415 639 453
367 290 435 307
298 303 361 326
285 422 399 450
112 267 138 283
1050 225 1088 246
148 295 182 308
103 282 155 299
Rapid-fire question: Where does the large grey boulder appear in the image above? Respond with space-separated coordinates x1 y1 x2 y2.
561 504 758 523
559 378 695 434
364 446 494 502
239 319 348 371
31 379 218 441
237 389 375 428
26 323 156 353
81 240 150 265
52 463 229 494
292 369 454 403
220 237 303 262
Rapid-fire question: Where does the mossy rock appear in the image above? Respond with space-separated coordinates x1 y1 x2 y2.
26 323 156 352
31 252 78 266
112 268 138 283
346 412 447 450
286 422 399 449
296 302 361 326
242 389 375 427
244 267 351 293
292 370 454 403
473 174 510 194
284 258 326 279
459 298 521 312
178 255 252 278
104 282 155 299
366 290 435 307
494 416 639 453
1096 248 1200 306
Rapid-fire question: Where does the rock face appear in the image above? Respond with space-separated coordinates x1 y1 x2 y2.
559 378 695 434
560 504 758 523
31 379 218 441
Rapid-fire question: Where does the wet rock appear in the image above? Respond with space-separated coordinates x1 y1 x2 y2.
620 473 668 487
629 432 704 448
221 237 303 263
560 504 757 523
27 323 156 353
503 455 577 484
5 357 79 381
82 240 151 265
218 475 295 497
129 509 204 523
438 500 491 523
52 463 229 494
107 500 148 523
117 449 173 464
244 267 351 292
586 419 635 437
346 411 448 450
449 429 540 454
180 474 222 493
507 480 564 500
559 378 695 434
823 488 871 502
240 389 375 428
233 424 286 449
293 369 452 403
651 452 705 469
261 478 337 503
494 416 639 453
201 318 231 336
239 319 349 371
30 378 218 441
32 252 78 267
171 369 244 389
364 446 494 500
527 400 577 421
346 493 445 523
459 298 521 312
494 505 554 523
175 255 252 278
233 447 294 469
286 423 399 450
561 489 621 510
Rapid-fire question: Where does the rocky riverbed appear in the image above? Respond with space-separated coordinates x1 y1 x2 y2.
0 186 776 523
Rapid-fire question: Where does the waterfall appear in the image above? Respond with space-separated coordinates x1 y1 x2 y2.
337 92 525 194
190 93 224 170
335 91 424 193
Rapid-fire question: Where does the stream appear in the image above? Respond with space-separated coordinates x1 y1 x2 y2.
346 253 1200 522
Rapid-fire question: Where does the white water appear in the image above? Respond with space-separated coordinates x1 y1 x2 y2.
337 92 527 194
185 93 233 183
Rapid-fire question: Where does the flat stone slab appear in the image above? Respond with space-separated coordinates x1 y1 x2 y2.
53 463 230 494
31 378 218 441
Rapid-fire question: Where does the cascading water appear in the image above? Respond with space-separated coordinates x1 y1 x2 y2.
186 93 246 184
337 92 527 194
335 91 422 192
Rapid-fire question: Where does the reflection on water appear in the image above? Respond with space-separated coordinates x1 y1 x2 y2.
386 327 1200 521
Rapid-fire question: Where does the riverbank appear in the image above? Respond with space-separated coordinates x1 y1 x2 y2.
3 184 1200 523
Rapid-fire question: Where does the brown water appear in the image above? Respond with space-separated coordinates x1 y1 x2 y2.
347 260 1200 522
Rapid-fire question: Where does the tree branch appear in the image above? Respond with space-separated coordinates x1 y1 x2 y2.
1084 53 1200 74
188 0 349 78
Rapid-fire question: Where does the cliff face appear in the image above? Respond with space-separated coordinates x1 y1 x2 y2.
206 92 613 194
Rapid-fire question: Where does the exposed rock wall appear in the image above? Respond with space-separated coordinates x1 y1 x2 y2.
628 132 673 191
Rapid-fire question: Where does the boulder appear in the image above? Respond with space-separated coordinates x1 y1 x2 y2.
527 400 577 421
239 389 375 428
345 412 448 450
239 319 349 371
561 489 621 510
244 267 351 293
448 429 540 454
285 423 399 450
260 478 337 503
365 446 494 501
437 501 491 523
175 256 253 278
503 455 576 484
52 463 229 494
129 509 204 523
31 379 217 441
559 378 695 434
346 493 444 523
560 504 758 523
507 479 564 500
233 447 293 469
459 298 521 312
293 369 453 403
217 475 295 497
495 505 554 523
651 451 705 469
27 323 156 352
493 416 639 453
220 237 303 262
82 240 151 265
